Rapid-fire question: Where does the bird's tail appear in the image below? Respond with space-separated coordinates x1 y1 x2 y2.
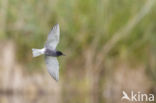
32 48 45 57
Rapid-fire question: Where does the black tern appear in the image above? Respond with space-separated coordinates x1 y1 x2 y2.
32 24 64 81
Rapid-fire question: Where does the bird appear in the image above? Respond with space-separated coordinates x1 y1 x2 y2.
32 24 65 81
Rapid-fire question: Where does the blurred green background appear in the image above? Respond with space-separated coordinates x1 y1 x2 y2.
0 0 156 103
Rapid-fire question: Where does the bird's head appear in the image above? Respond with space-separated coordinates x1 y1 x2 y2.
56 51 65 56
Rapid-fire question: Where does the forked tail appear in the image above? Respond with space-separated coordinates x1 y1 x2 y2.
32 48 45 57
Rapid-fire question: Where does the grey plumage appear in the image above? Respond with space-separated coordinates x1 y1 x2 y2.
45 24 60 50
45 56 59 81
32 24 64 81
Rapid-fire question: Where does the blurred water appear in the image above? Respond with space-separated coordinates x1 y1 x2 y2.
0 93 97 103
0 94 60 103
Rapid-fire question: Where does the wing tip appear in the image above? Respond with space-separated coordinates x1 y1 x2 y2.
55 24 59 29
52 76 59 82
52 23 60 31
54 74 59 82
49 73 59 82
55 78 59 82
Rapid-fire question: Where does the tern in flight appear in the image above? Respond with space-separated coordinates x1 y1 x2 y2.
32 24 65 81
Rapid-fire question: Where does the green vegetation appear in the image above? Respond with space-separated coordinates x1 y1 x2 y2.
0 0 156 102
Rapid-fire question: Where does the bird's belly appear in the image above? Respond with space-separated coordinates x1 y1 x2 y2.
45 49 57 57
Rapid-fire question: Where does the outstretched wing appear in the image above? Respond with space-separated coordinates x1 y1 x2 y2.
45 24 60 50
45 56 59 81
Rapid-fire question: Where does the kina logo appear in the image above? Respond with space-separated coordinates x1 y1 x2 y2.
121 91 154 102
